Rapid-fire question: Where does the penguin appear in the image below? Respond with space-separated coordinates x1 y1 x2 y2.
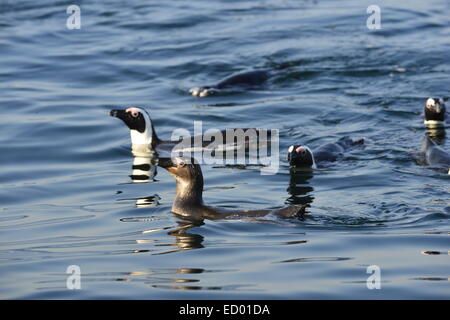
189 69 274 97
110 108 160 152
110 107 274 160
424 98 448 128
418 135 450 174
287 136 364 169
156 157 307 220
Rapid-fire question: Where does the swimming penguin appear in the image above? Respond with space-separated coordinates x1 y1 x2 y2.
424 98 448 128
418 135 450 174
287 136 364 169
156 157 307 220
110 107 274 159
189 69 274 97
110 107 160 152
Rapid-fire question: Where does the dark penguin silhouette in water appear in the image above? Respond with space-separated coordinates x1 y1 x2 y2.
156 157 306 221
424 98 449 128
189 67 288 97
110 107 273 158
287 137 364 169
418 135 450 175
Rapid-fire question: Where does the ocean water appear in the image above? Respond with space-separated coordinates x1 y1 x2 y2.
0 0 449 299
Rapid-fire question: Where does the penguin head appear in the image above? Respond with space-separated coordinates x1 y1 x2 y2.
287 145 316 169
424 98 446 125
189 86 216 97
157 157 203 186
110 107 157 146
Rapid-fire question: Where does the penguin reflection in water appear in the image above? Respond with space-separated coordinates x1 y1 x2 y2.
286 170 315 208
156 157 306 221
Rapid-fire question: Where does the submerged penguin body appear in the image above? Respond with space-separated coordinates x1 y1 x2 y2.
419 135 450 174
189 69 273 97
215 70 272 89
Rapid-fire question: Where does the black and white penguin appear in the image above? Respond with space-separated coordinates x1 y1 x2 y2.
424 98 448 128
287 146 317 169
418 135 450 174
287 136 364 169
156 157 306 220
110 107 274 160
110 107 161 151
189 69 274 97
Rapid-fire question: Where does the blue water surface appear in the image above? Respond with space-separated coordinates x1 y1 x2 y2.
0 0 449 299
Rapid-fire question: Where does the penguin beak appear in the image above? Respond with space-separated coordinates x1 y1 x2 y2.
157 157 175 169
110 109 126 121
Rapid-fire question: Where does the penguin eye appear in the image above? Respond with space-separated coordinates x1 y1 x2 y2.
131 111 139 118
178 161 186 167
